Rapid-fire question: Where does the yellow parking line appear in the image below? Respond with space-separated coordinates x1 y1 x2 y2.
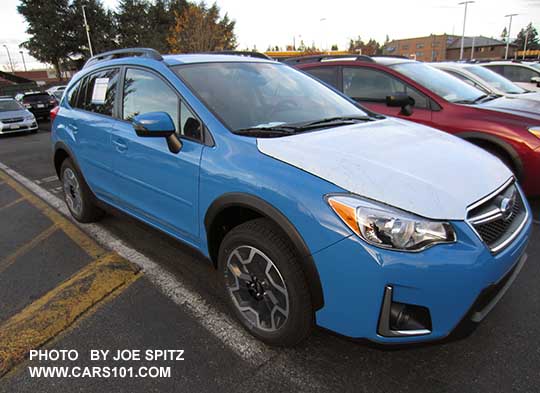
0 224 58 276
0 171 106 259
0 196 25 212
0 252 141 378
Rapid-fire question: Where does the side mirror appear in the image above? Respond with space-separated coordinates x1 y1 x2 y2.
132 112 182 154
386 93 415 116
531 76 540 87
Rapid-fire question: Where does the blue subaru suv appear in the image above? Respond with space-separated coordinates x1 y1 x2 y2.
51 48 532 346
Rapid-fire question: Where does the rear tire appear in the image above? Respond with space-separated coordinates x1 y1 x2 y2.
218 218 313 346
60 158 104 223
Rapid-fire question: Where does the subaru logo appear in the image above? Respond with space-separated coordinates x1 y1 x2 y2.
500 194 515 221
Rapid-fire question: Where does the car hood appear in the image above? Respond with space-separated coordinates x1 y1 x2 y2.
257 118 512 220
477 96 540 120
0 110 29 120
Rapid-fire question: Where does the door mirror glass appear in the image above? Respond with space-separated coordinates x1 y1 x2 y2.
531 76 540 86
132 111 176 137
386 93 415 116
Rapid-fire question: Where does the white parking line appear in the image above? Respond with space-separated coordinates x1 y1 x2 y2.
0 161 329 391
35 175 59 185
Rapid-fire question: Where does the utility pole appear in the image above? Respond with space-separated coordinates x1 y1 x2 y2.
504 13 518 60
82 5 94 57
19 51 27 71
3 45 14 72
459 1 474 60
470 36 475 60
522 28 529 60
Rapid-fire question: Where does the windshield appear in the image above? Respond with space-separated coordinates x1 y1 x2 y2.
465 65 525 94
0 100 23 112
391 62 484 103
23 94 51 103
173 62 368 131
528 63 540 71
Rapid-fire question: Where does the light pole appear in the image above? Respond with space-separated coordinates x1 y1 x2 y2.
459 1 474 60
504 13 518 60
19 50 27 71
82 5 94 57
522 28 529 60
3 45 14 72
319 18 327 52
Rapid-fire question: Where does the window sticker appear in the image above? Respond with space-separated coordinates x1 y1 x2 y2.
91 78 109 104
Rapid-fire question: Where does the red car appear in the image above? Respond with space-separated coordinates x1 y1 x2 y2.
290 56 540 196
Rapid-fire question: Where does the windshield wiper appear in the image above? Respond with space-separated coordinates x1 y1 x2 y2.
232 126 297 137
291 115 375 130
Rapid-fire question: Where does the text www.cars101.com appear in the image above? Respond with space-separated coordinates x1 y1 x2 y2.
28 366 171 378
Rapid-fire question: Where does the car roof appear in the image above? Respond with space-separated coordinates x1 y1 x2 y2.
162 54 277 66
371 56 416 66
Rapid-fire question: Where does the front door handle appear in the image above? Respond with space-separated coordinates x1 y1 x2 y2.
112 138 128 152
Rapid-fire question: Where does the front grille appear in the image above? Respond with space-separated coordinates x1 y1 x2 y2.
2 117 24 124
467 180 528 254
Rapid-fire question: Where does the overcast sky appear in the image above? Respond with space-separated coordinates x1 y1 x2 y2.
1 0 539 70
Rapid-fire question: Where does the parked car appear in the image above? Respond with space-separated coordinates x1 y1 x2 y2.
431 62 540 102
481 61 540 92
292 55 540 197
47 85 67 94
17 92 57 119
0 97 38 135
52 48 532 346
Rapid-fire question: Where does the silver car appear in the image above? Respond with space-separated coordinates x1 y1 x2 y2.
431 62 540 102
0 98 38 135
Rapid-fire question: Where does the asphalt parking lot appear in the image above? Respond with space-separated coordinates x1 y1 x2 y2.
0 122 539 393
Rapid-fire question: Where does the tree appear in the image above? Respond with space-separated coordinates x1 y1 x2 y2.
115 0 151 48
17 0 75 78
331 44 338 51
167 2 236 53
501 27 508 41
348 36 380 55
70 0 117 59
514 23 539 50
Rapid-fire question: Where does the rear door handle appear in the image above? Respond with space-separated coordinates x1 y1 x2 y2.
112 138 128 152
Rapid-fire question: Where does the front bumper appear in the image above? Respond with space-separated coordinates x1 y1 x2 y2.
0 120 38 134
312 208 532 344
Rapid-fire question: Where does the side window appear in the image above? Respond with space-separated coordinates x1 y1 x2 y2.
67 80 81 107
305 67 339 89
85 68 119 116
343 67 429 109
123 68 179 132
502 65 538 82
72 68 119 116
180 101 202 140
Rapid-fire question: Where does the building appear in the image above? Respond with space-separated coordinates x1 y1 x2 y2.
445 36 516 60
383 35 516 62
383 34 459 62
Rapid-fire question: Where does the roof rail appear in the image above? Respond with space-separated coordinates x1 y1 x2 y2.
371 55 409 60
83 48 163 69
282 54 374 65
202 51 272 60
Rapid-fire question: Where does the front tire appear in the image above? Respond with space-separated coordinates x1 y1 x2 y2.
60 158 104 223
218 218 313 346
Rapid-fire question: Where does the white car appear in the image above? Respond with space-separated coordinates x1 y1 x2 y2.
431 62 540 102
0 98 38 135
46 85 67 94
482 61 540 92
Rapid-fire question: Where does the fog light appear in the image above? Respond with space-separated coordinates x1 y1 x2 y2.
378 286 432 337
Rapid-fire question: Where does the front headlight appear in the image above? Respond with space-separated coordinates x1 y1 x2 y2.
24 115 35 121
528 126 540 139
327 195 456 252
